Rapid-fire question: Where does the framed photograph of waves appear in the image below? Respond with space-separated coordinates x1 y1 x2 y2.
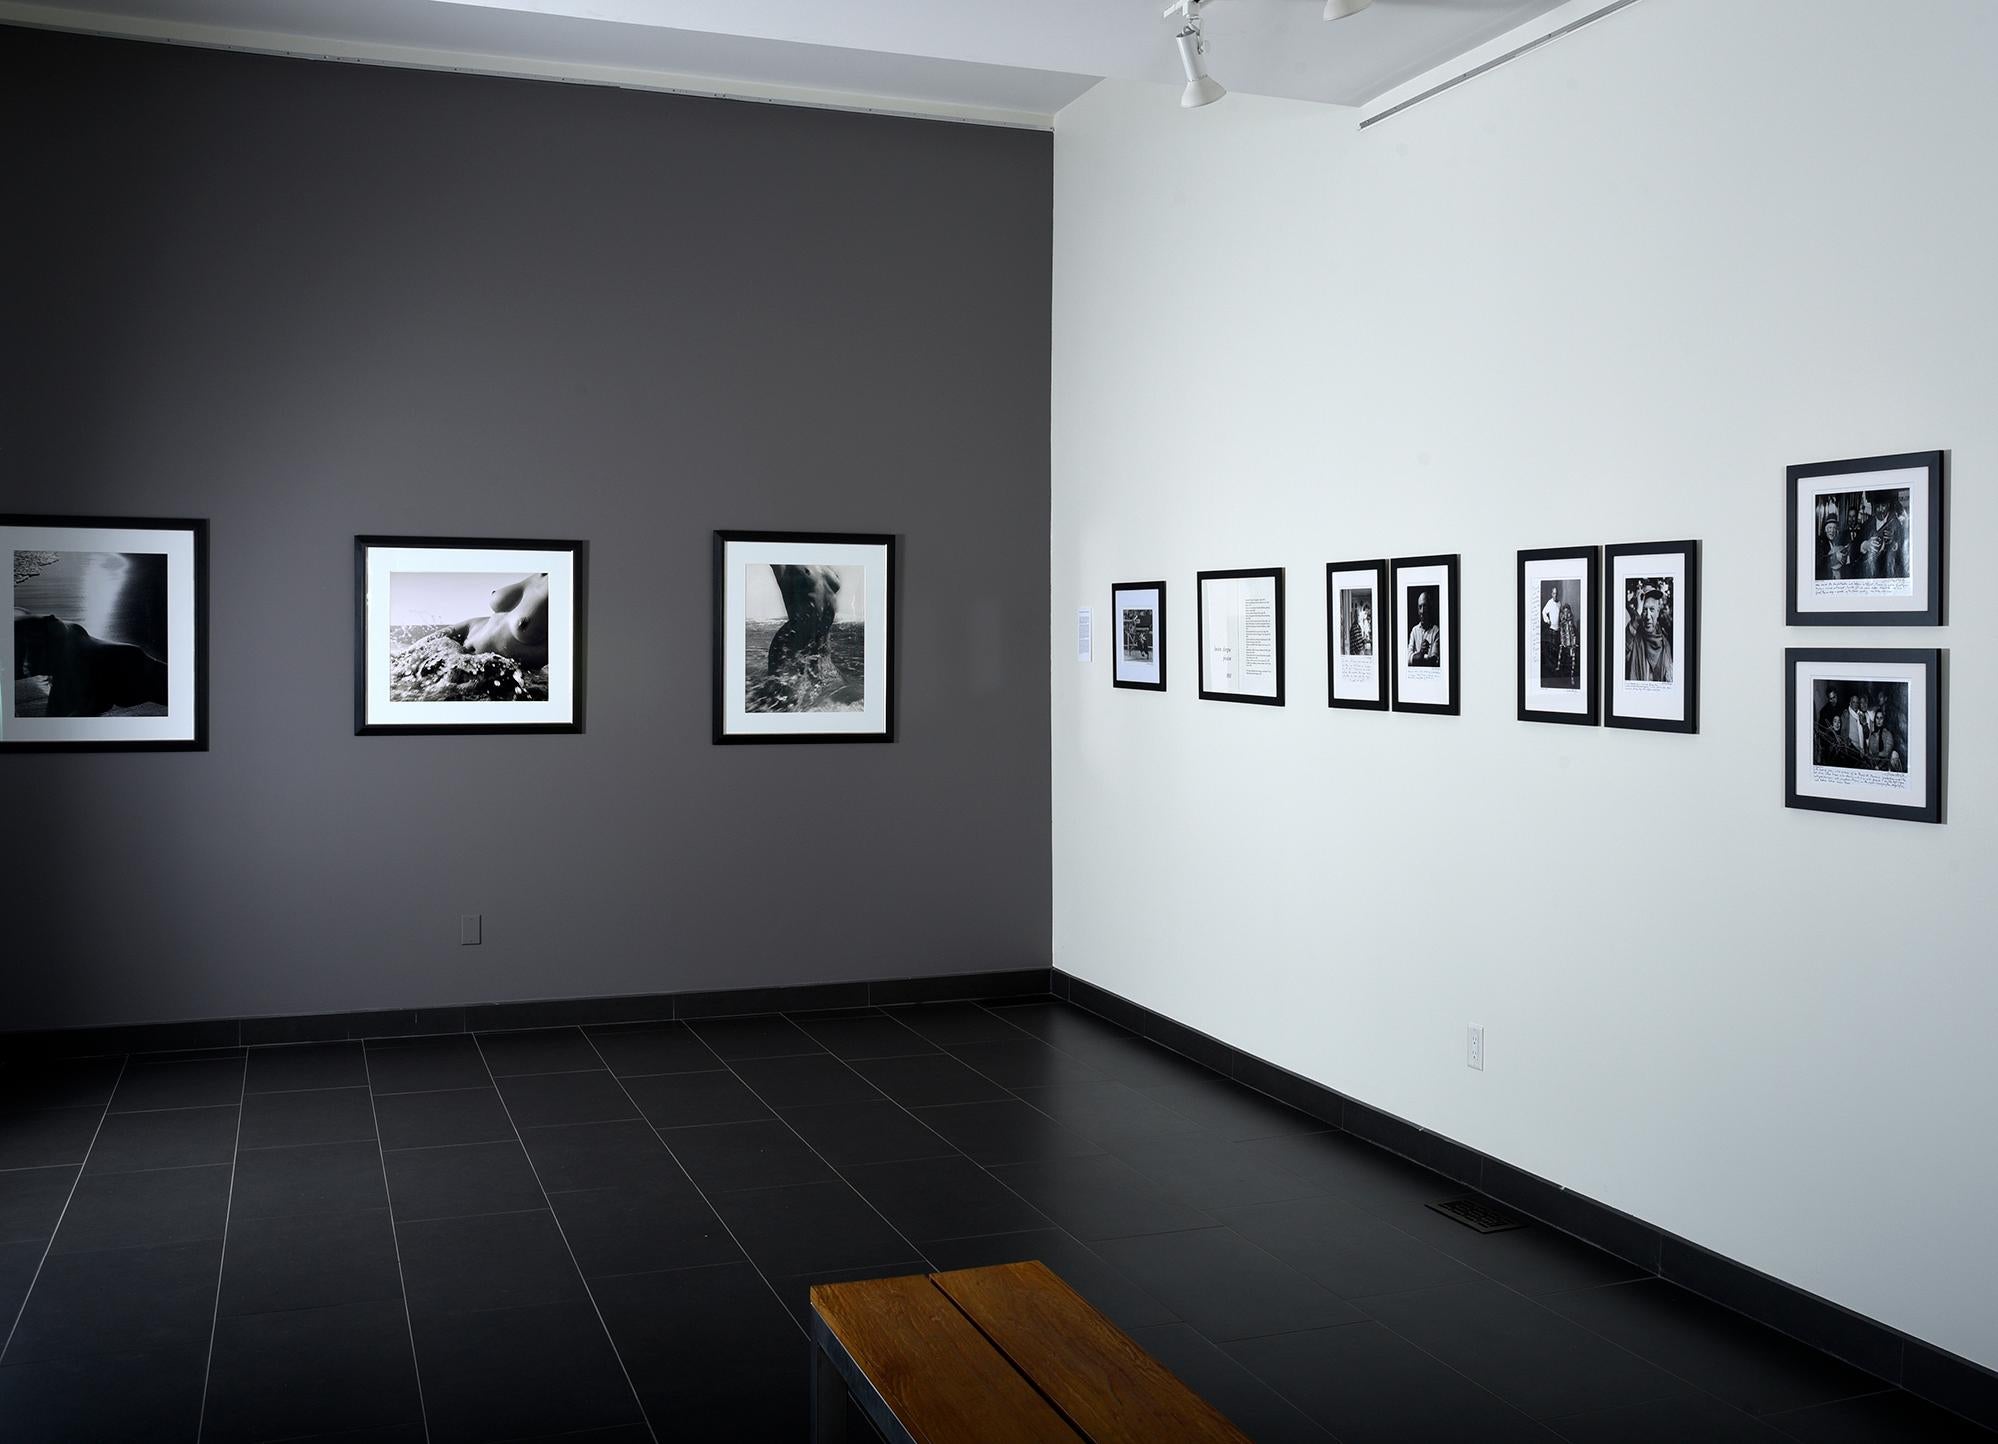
355 535 585 735
713 530 896 744
4 514 207 752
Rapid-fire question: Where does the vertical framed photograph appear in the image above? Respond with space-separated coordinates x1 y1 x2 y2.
1325 558 1388 711
714 530 895 743
1110 580 1166 692
1787 450 1944 626
355 536 585 735
1604 539 1698 734
5 515 207 751
1786 648 1941 824
1517 545 1599 726
1196 567 1284 706
1390 554 1459 715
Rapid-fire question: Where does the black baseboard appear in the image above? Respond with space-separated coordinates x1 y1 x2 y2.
1051 968 1998 1436
2 967 1054 1058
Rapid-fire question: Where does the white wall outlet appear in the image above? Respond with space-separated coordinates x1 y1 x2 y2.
1467 1024 1485 1071
460 913 482 946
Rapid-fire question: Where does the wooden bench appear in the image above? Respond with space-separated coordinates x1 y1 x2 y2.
808 1260 1254 1444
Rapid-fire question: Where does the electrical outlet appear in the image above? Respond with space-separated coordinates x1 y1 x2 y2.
460 914 482 947
1466 1024 1485 1071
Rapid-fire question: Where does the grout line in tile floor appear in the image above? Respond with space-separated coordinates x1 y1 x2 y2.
358 1042 436 1444
0 1055 131 1363
468 1032 659 1444
192 1040 250 1442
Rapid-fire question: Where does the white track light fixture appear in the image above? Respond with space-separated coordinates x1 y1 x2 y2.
1165 0 1226 108
1324 0 1372 18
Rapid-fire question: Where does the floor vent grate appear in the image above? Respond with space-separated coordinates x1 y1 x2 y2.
1427 1197 1528 1234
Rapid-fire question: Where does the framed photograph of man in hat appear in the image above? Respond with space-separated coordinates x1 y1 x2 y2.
1326 558 1388 711
1604 539 1698 734
1785 648 1941 824
1787 451 1944 627
1517 545 1599 726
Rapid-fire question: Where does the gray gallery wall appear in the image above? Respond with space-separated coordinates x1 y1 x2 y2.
0 27 1053 1031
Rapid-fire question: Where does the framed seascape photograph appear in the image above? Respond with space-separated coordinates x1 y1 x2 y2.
5 515 207 751
355 536 584 735
1786 648 1941 824
1389 554 1459 715
1604 539 1698 734
1196 567 1284 706
1787 450 1944 626
1325 558 1388 711
1517 545 1599 726
1110 580 1166 692
714 530 895 744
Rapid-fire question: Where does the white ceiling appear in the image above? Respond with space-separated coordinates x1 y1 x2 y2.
3 0 1576 124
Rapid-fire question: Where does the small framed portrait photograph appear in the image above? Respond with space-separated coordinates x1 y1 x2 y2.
1787 450 1944 626
1390 554 1459 715
1325 558 1388 711
714 530 895 743
355 536 585 735
1517 545 1599 726
1110 580 1166 692
5 514 207 752
1604 539 1698 734
1785 648 1941 824
1197 567 1284 706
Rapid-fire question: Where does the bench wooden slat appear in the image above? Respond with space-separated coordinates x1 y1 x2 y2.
932 1261 1255 1444
810 1273 1087 1444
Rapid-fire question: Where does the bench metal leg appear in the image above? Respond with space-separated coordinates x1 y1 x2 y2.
812 1336 849 1444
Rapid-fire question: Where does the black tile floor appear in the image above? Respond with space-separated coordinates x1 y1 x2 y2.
0 998 1990 1443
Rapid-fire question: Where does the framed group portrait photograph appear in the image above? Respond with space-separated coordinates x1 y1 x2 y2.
1110 580 1166 692
1197 567 1284 706
1604 539 1698 734
1787 450 1945 626
714 530 895 743
1517 545 1599 726
1325 558 1388 711
1389 553 1459 715
355 535 585 735
1785 648 1941 824
4 514 207 751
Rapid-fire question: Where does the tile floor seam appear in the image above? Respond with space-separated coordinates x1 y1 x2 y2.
192 1051 247 1443
358 1039 436 1444
470 1033 658 1444
0 1054 130 1364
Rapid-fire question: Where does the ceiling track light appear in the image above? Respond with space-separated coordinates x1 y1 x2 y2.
1164 0 1226 108
1324 0 1373 19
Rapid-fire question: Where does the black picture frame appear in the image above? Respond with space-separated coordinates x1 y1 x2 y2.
1389 553 1460 716
1110 580 1167 692
712 530 897 745
354 535 587 737
1603 539 1699 735
1785 647 1942 824
1516 545 1600 727
1325 558 1389 711
3 513 209 753
1196 567 1285 706
1786 450 1945 626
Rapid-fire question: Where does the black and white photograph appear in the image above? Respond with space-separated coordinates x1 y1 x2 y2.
1786 648 1941 823
1517 546 1598 725
1787 450 1945 625
1326 559 1388 710
1390 554 1459 715
1111 580 1166 691
1197 567 1284 706
4 515 206 751
1604 540 1698 733
714 531 895 742
356 536 584 735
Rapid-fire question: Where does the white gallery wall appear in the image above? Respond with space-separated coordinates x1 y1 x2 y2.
1050 0 1997 1373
